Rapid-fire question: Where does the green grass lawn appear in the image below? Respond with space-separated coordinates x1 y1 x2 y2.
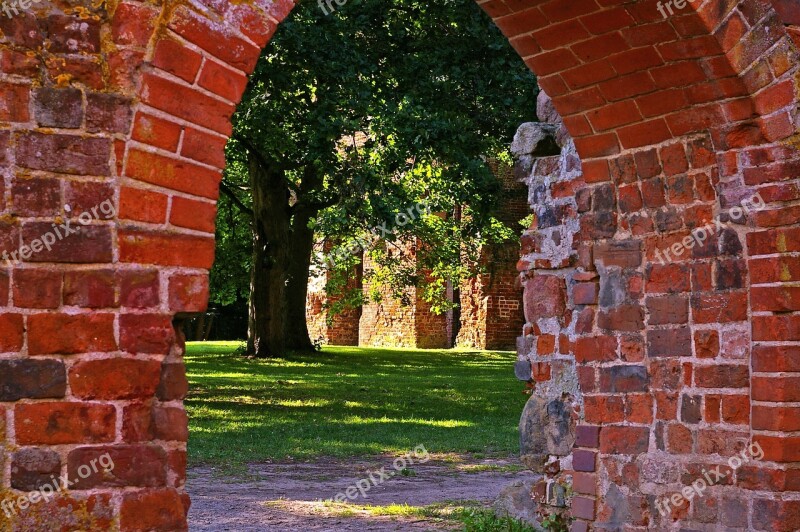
185 342 527 466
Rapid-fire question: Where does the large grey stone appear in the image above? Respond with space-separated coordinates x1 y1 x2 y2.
519 396 575 472
511 122 560 158
493 479 545 529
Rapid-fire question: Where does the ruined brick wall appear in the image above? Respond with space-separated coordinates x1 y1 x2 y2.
306 244 362 346
457 163 528 351
358 240 451 349
1 0 799 530
501 0 800 526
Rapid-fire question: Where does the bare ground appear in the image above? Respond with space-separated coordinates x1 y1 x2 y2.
187 455 537 531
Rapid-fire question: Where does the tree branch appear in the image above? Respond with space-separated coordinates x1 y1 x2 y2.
220 181 253 217
232 133 301 193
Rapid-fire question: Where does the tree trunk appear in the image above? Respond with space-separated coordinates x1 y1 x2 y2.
246 153 316 357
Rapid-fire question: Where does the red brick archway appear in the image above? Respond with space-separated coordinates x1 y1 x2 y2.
1 0 798 530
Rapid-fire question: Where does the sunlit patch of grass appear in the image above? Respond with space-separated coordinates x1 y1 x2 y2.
265 499 537 530
457 464 526 474
186 342 526 466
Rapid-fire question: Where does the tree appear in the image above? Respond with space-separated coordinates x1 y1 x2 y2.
217 0 538 357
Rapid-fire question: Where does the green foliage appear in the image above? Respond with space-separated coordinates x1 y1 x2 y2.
209 157 252 307
539 513 571 532
213 0 538 314
457 507 537 532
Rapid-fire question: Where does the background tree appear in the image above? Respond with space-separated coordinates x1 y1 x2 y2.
216 0 538 357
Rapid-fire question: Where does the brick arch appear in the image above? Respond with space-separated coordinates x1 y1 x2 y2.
0 0 798 530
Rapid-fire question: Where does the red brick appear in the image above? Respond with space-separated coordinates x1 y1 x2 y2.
63 269 116 308
125 148 222 200
753 499 800 532
575 335 617 363
11 176 61 217
64 181 115 215
695 364 749 388
169 273 209 313
753 376 800 402
646 295 688 325
15 132 111 176
169 196 217 233
119 230 216 269
152 38 203 83
585 395 624 423
751 405 799 431
12 268 62 309
572 282 598 305
752 345 800 372
68 445 167 489
121 488 187 532
28 313 117 355
153 406 189 441
198 59 248 103
587 100 641 132
120 313 175 355
120 269 160 309
0 82 30 122
647 328 691 357
600 365 648 393
131 113 183 152
15 402 116 445
21 222 113 264
158 363 189 401
691 292 748 323
666 423 693 454
112 2 158 46
70 358 162 400
119 186 169 224
44 15 101 53
721 394 750 424
0 313 24 352
600 426 649 455
140 72 235 135
169 6 261 71
694 329 719 359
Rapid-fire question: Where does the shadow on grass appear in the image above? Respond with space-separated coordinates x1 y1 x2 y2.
186 342 527 466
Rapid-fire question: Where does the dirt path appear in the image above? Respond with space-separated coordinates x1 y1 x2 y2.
187 456 537 531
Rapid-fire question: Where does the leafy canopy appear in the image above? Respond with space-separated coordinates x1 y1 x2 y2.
213 0 538 311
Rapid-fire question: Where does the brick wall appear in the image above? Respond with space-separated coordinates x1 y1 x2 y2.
457 162 528 350
0 0 798 530
499 0 800 525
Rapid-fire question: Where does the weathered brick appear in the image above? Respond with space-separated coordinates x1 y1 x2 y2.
120 313 175 355
120 488 187 532
600 426 650 455
599 365 648 393
70 358 162 400
0 359 66 401
68 445 167 488
33 87 83 128
15 132 111 176
11 448 62 491
28 313 117 355
15 402 116 445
